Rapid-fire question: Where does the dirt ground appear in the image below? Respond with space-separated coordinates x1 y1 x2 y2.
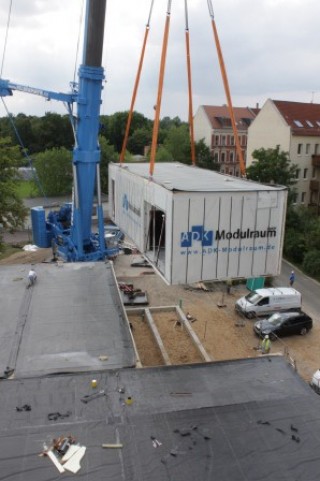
1 246 319 384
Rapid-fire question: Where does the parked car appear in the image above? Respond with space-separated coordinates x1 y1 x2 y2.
253 311 312 340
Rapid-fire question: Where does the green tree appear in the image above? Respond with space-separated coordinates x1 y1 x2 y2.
0 138 27 250
99 136 119 193
31 113 73 153
303 249 320 278
283 229 306 263
163 125 190 163
34 147 72 196
246 145 297 192
127 127 152 155
155 145 173 162
195 139 220 171
102 111 152 152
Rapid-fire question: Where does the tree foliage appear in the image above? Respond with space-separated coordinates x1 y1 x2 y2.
34 147 73 196
302 249 320 277
284 205 320 273
0 112 73 154
99 136 119 193
246 145 298 191
163 124 190 163
195 139 220 171
0 138 28 250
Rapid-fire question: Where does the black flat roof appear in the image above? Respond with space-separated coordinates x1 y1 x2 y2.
1 357 320 480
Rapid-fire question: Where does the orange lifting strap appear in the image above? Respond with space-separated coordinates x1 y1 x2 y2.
119 0 155 164
207 0 246 177
184 0 196 166
149 0 172 178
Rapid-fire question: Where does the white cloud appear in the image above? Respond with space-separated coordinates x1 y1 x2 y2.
0 0 319 120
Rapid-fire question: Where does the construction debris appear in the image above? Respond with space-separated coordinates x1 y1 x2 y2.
42 435 86 474
118 282 148 305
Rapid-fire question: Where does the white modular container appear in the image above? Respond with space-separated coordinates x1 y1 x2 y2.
109 162 287 285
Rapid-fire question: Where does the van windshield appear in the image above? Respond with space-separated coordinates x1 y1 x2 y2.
245 292 263 305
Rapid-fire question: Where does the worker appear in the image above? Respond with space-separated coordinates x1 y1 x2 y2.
261 335 271 354
289 270 295 287
27 268 37 287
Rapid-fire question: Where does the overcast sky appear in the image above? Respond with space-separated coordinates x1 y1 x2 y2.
0 0 319 121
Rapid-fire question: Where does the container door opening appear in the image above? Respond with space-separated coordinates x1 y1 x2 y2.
145 205 166 272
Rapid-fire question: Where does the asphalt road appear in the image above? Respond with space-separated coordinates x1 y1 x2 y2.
273 260 320 322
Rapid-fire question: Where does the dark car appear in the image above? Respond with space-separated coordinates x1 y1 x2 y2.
253 311 312 340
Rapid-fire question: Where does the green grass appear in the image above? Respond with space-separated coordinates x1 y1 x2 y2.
15 180 40 199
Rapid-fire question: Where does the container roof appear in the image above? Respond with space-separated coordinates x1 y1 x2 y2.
117 163 286 192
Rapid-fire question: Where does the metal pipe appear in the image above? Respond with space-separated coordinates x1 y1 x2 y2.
83 0 107 67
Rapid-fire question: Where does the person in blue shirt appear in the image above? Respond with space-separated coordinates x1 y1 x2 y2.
289 270 295 287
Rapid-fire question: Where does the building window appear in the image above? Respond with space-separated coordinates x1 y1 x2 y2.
315 144 319 155
303 168 308 179
230 136 234 146
214 151 219 163
221 152 226 163
297 143 303 154
292 193 298 204
306 144 310 154
295 169 300 179
312 167 316 178
301 192 306 203
229 151 234 163
221 136 226 146
215 135 219 146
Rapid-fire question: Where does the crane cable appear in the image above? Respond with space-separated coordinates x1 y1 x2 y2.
119 0 155 164
184 0 196 166
207 0 246 177
0 0 12 78
149 0 172 178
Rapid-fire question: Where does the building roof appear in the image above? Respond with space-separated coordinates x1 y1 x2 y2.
202 105 259 131
273 100 320 136
118 162 286 192
2 356 320 480
0 263 135 378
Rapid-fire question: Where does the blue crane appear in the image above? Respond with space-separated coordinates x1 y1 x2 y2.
0 0 118 261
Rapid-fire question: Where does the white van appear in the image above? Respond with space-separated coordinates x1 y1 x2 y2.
235 287 302 318
311 369 320 395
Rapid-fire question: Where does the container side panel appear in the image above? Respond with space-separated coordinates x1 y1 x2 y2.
226 194 244 278
183 196 205 284
201 196 220 281
171 196 190 284
262 192 285 276
115 172 144 250
237 194 257 278
215 194 232 279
